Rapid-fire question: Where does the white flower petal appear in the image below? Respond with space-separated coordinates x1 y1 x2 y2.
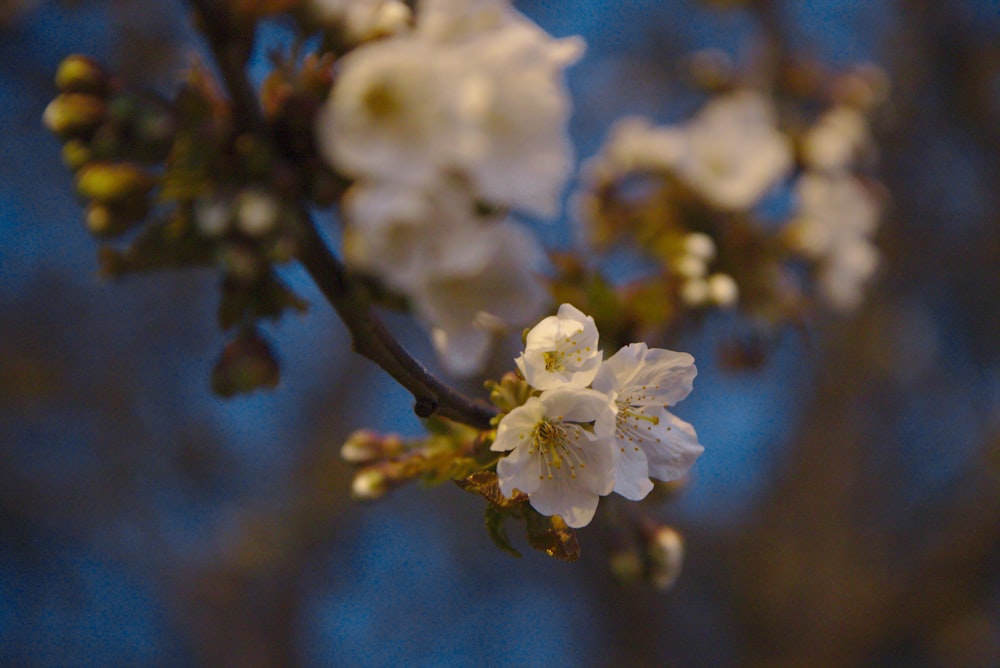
538 388 614 426
491 397 545 452
642 407 704 483
496 435 543 496
612 438 654 501
594 342 697 407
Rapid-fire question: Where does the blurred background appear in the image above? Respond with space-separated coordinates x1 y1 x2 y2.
2 0 999 666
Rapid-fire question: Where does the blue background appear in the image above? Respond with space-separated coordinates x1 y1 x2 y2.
2 1 999 665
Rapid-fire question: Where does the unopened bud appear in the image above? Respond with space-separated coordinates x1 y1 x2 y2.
235 189 280 237
43 93 106 139
341 430 405 464
211 329 280 397
194 195 232 238
486 372 533 413
609 548 644 585
707 273 739 307
55 55 110 95
351 468 388 500
61 139 92 171
683 232 717 262
679 278 710 307
647 526 684 591
674 254 707 280
75 162 155 205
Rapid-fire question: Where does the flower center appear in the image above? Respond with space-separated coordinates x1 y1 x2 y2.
543 350 565 372
614 402 661 453
362 81 401 120
530 419 586 480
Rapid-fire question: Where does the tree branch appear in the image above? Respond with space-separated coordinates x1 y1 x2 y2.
296 215 499 429
185 0 499 430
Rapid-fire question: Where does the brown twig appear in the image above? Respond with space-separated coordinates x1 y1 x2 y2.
184 0 498 430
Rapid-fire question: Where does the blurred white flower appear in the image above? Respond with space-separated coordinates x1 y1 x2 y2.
316 0 583 218
674 89 793 211
343 180 547 376
307 0 411 44
789 171 881 311
592 342 703 500
516 303 602 390
450 25 584 217
491 388 616 528
316 36 464 187
802 105 872 172
584 116 686 179
420 219 549 377
341 180 458 289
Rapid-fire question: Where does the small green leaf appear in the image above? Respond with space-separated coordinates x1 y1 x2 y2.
485 504 521 558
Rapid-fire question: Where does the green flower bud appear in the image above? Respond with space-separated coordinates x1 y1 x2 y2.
55 55 110 95
61 139 92 171
43 93 106 139
75 162 155 205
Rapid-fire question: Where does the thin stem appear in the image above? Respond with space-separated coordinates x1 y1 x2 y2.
296 215 499 430
185 0 499 430
187 0 263 134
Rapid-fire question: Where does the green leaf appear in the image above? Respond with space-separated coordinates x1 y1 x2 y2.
485 504 521 558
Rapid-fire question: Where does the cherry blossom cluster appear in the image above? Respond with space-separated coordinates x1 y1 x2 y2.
314 0 584 375
491 304 704 528
574 82 886 331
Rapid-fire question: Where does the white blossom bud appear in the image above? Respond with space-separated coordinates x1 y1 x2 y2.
351 468 387 500
236 190 280 237
683 232 717 262
707 273 739 307
680 278 710 307
194 195 231 238
648 526 684 591
674 254 708 280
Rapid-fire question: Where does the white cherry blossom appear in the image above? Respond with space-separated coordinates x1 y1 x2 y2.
674 89 793 211
789 171 881 311
515 303 601 390
419 220 548 377
491 388 616 528
343 180 548 376
315 36 465 187
592 342 704 500
316 0 583 218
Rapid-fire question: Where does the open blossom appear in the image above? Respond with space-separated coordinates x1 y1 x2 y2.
516 303 601 390
674 89 793 211
592 342 704 500
316 0 583 218
788 171 881 311
491 388 616 528
343 180 547 376
316 36 464 188
420 220 548 377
